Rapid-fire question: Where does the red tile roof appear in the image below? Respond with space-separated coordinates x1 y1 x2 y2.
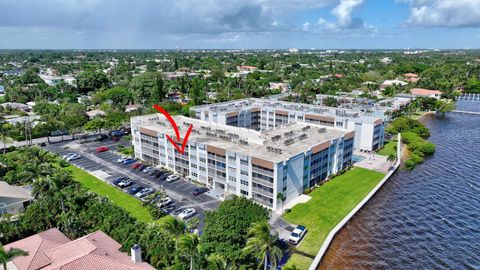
4 229 154 270
4 228 70 270
410 88 443 96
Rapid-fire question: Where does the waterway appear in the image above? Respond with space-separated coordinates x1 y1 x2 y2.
319 100 480 270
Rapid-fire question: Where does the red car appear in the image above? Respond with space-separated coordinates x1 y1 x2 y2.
96 146 109 153
131 163 142 169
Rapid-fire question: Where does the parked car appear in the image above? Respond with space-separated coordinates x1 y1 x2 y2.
162 205 176 214
142 166 154 174
123 159 136 165
192 187 208 196
137 164 147 171
62 152 75 160
166 175 180 183
153 170 163 178
149 169 159 176
96 146 109 153
156 197 172 208
66 153 82 161
159 173 171 181
177 208 196 220
131 163 142 169
126 185 144 195
117 178 134 188
135 187 155 198
113 177 128 186
288 225 307 245
117 156 128 163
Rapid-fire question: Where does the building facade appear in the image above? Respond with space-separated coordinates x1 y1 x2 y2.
131 114 354 211
191 98 385 151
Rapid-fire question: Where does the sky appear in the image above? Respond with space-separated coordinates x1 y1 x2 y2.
1 0 480 49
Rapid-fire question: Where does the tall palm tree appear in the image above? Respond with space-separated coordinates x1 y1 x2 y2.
242 222 283 270
0 244 29 270
178 233 199 270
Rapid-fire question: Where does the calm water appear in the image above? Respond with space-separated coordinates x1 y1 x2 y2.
319 101 480 270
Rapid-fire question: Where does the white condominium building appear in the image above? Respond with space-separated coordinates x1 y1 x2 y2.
131 114 354 211
191 98 385 152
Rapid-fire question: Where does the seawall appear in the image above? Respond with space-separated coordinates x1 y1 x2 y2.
308 133 402 270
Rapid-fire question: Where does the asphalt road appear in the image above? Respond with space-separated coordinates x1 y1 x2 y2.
44 139 220 231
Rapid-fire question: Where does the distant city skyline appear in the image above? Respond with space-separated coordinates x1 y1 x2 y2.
1 0 480 49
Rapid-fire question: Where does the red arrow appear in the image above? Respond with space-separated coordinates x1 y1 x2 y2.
153 104 193 155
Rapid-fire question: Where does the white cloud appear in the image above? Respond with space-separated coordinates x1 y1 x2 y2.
302 22 311 31
403 0 480 27
332 0 364 27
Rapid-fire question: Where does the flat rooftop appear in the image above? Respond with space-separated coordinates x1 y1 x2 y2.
191 98 382 123
132 114 349 163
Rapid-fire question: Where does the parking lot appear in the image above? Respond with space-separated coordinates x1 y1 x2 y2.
44 139 221 230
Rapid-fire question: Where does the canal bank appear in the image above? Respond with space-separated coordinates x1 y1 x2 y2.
307 134 402 270
317 100 480 269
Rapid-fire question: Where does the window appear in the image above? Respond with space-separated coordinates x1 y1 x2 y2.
199 166 206 172
229 176 236 182
240 189 249 196
241 180 249 186
240 159 248 166
200 157 206 163
240 170 248 176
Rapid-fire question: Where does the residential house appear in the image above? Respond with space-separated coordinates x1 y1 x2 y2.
380 79 408 90
0 181 33 215
85 109 105 119
410 88 443 99
3 228 155 270
404 73 419 83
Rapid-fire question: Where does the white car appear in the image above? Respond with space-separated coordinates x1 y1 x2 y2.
156 197 172 208
117 178 134 188
117 156 127 163
166 175 180 182
62 153 75 159
288 225 307 245
142 166 154 174
66 153 82 161
135 187 155 198
177 208 196 220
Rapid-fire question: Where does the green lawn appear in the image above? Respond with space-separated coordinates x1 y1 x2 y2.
283 167 385 269
377 140 397 157
67 165 154 223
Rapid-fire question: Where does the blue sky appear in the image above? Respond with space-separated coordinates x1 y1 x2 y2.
1 0 479 49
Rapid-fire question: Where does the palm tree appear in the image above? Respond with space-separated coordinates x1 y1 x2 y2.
178 234 199 270
0 244 29 270
242 222 283 270
206 253 228 270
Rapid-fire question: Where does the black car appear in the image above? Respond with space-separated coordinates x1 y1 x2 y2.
153 170 163 178
159 173 171 181
193 187 208 196
149 169 159 176
113 177 128 186
126 185 144 195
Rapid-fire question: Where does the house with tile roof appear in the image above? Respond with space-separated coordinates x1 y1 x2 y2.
410 88 443 99
0 181 33 215
3 228 154 270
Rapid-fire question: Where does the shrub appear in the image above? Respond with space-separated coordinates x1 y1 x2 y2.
409 152 424 164
304 188 311 194
405 159 416 170
420 142 436 154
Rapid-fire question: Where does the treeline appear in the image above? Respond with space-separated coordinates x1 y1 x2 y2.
386 117 435 170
